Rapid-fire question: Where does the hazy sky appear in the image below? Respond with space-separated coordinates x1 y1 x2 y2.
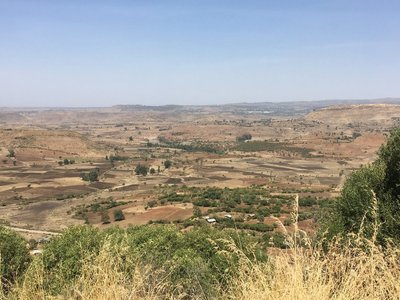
1 0 399 107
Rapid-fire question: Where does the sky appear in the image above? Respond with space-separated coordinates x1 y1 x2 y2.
0 0 400 107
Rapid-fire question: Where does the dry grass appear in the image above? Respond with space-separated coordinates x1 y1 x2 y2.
224 236 400 300
226 194 400 300
3 195 400 300
6 241 175 300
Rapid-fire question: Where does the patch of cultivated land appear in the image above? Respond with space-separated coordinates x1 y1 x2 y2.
0 103 394 238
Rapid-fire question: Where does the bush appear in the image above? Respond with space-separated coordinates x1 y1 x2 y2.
147 200 157 208
113 209 125 221
299 196 317 207
193 206 202 218
109 155 128 162
164 160 172 169
101 211 110 224
6 149 15 158
0 226 31 286
42 226 104 291
236 133 252 142
326 128 400 245
37 225 261 298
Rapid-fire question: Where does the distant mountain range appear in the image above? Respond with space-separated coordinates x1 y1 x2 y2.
2 98 400 118
114 98 400 116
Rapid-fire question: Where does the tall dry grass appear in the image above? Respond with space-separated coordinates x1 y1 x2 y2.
226 194 400 300
6 241 175 300
3 194 400 300
225 234 400 300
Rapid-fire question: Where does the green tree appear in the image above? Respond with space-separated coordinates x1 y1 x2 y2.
326 128 400 245
88 169 99 182
42 226 104 291
327 164 384 240
0 226 31 285
164 160 172 169
379 129 400 199
114 209 125 221
193 206 202 218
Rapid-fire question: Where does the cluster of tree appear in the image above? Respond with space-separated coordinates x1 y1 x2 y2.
134 162 166 176
135 164 149 176
234 140 313 157
192 199 219 207
80 169 99 182
159 187 291 219
58 158 75 166
159 192 188 202
147 139 224 154
107 155 129 162
101 209 125 224
299 196 318 207
236 133 252 142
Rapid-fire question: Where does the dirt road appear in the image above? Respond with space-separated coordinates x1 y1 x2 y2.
5 226 61 236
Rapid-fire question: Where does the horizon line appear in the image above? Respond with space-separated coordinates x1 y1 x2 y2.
0 97 399 109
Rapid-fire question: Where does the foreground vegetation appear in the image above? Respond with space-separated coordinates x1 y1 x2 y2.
1 222 400 299
2 129 400 299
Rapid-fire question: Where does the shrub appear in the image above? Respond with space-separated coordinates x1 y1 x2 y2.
164 160 172 169
113 209 125 221
299 196 317 207
42 226 104 292
236 133 252 142
109 155 128 162
147 200 157 208
101 211 110 224
0 226 31 286
6 149 15 158
326 128 400 245
193 206 202 218
2 225 263 298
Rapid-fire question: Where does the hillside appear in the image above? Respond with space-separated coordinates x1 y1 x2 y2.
305 104 400 125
